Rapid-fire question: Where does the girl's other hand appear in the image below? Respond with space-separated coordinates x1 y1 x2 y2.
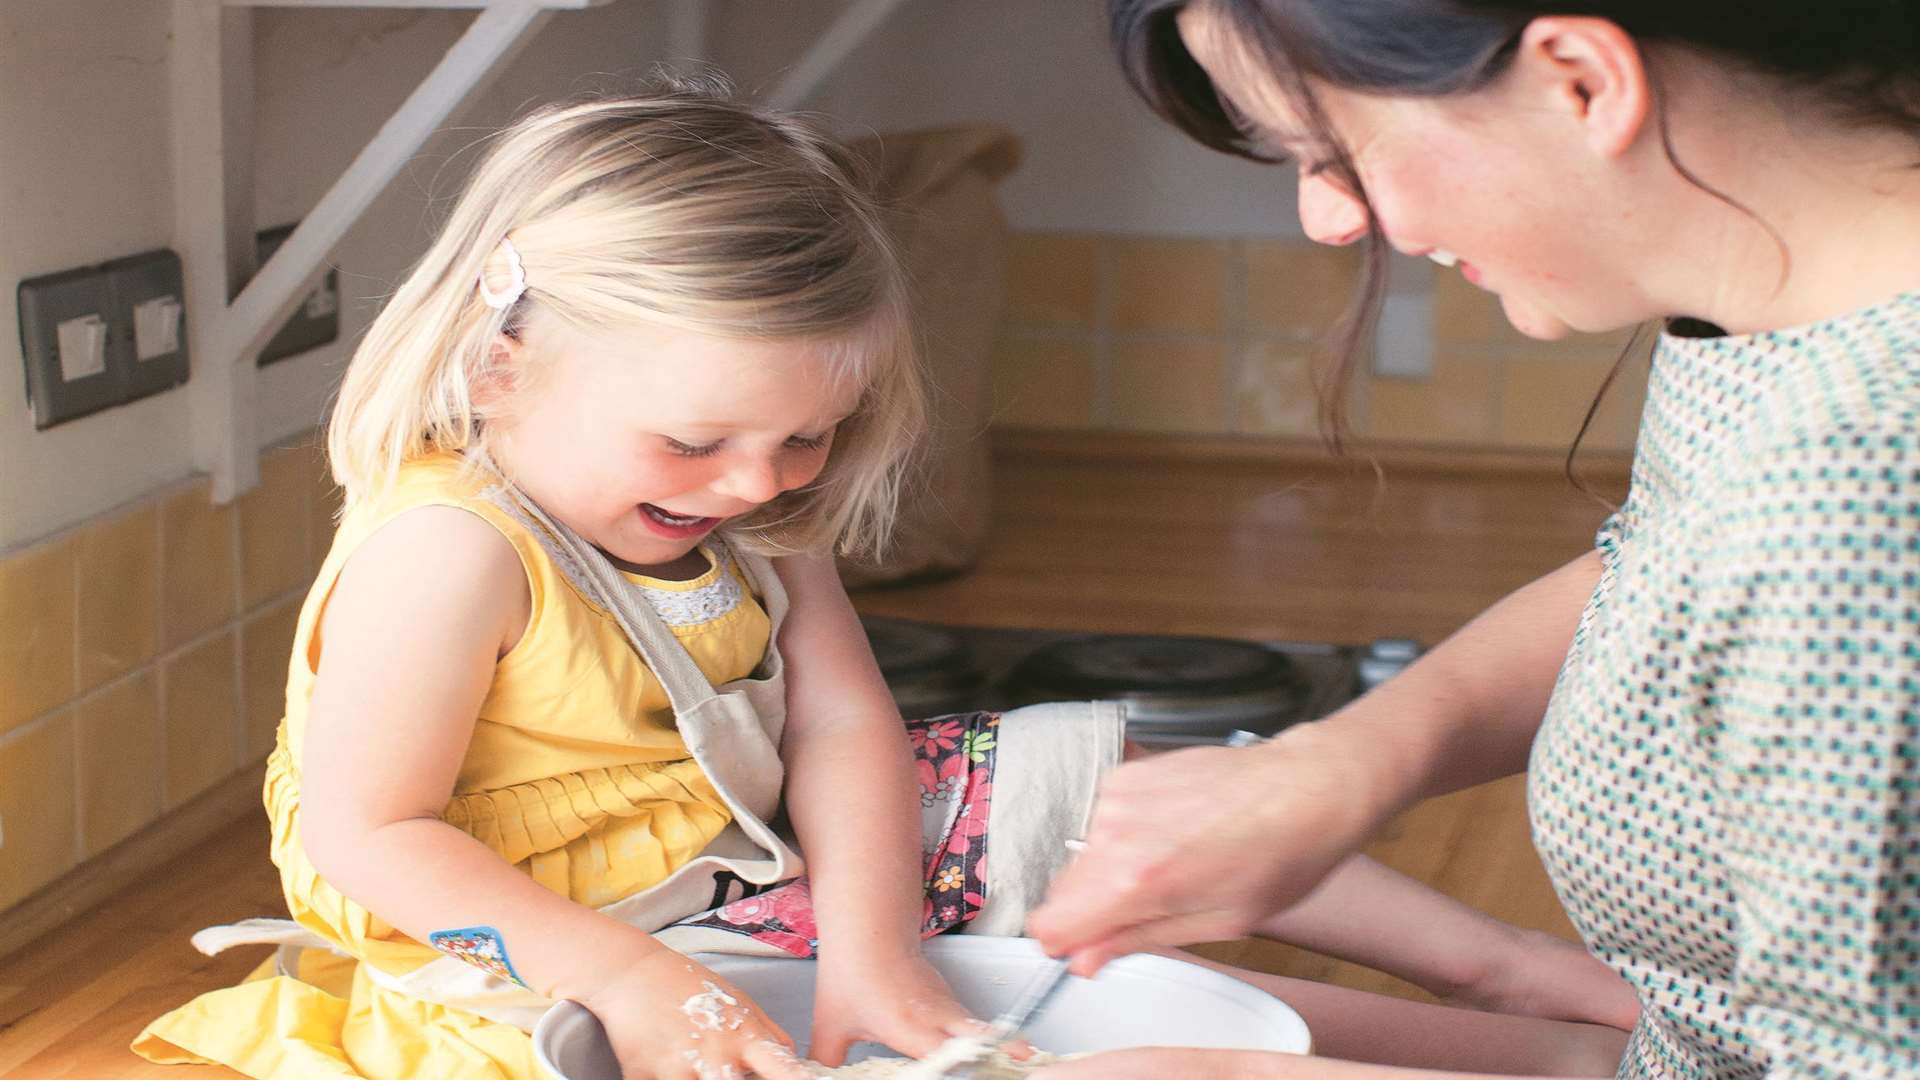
582 952 811 1080
809 947 1029 1068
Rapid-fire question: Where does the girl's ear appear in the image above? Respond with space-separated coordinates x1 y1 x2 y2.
471 332 522 414
1513 16 1652 160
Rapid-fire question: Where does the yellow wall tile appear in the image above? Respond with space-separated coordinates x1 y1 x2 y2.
1236 340 1321 438
990 332 1099 430
0 539 76 736
75 504 159 692
1005 232 1099 331
1244 241 1364 339
161 481 238 650
241 446 316 609
1365 349 1501 445
76 672 162 856
1500 346 1652 452
1107 236 1231 335
1110 339 1230 434
243 600 301 761
0 716 78 909
163 630 238 808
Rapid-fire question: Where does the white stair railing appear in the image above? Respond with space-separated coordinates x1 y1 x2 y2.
174 0 608 502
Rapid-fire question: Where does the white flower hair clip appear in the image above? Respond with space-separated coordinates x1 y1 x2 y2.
478 236 527 310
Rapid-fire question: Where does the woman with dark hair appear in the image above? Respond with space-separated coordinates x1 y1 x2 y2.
1029 3 1920 1077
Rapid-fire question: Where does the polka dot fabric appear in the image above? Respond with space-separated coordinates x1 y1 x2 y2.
1531 291 1920 1079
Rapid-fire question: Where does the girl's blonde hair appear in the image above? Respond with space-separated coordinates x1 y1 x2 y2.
327 76 924 558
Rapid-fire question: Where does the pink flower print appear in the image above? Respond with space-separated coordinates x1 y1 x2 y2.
910 719 967 756
963 769 993 808
934 866 966 893
717 893 777 927
921 754 968 809
946 787 992 855
764 881 819 938
753 928 815 957
939 905 960 923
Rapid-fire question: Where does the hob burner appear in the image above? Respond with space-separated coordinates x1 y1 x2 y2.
1006 635 1311 738
859 617 985 719
857 616 1420 747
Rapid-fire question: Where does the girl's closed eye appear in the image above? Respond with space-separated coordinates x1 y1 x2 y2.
664 437 723 458
662 432 834 458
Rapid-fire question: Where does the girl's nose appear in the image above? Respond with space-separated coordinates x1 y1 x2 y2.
1298 174 1368 247
714 454 785 505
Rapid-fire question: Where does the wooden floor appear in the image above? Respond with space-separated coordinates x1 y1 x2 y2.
0 445 1617 1077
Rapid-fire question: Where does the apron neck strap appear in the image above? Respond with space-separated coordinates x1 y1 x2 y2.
472 453 728 714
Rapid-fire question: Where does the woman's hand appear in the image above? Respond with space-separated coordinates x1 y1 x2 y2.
582 951 812 1080
1029 725 1390 975
809 946 1026 1067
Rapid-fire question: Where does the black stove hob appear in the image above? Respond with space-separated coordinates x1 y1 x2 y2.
859 617 1419 747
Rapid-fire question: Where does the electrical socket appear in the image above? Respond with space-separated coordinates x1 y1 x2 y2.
18 248 190 429
255 223 340 366
19 263 120 429
108 249 191 403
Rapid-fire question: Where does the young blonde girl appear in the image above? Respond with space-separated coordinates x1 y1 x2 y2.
130 80 1094 1080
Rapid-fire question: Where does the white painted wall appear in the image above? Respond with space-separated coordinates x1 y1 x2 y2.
3 0 1293 550
0 1 192 552
714 0 1300 238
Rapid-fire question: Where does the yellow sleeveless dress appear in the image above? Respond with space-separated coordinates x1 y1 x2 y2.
133 453 769 1079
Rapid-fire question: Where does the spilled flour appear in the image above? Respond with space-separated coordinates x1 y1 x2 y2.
682 981 746 1031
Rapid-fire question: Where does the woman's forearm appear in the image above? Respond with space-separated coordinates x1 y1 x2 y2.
1319 549 1602 815
1254 853 1525 996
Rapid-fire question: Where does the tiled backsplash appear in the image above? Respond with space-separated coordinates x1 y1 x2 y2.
992 231 1652 451
0 440 335 911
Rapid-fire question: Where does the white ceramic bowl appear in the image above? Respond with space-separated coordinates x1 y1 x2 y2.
534 935 1310 1079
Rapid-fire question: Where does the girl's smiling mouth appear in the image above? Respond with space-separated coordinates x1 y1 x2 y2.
639 502 719 538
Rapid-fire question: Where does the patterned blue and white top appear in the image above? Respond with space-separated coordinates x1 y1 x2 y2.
1531 291 1920 1079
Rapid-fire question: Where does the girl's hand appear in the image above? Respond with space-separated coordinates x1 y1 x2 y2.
1029 727 1386 975
582 951 812 1080
809 947 1025 1067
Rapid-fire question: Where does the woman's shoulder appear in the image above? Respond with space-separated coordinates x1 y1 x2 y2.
1758 291 1920 434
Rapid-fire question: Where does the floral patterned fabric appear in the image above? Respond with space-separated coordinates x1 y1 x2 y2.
672 712 1001 956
